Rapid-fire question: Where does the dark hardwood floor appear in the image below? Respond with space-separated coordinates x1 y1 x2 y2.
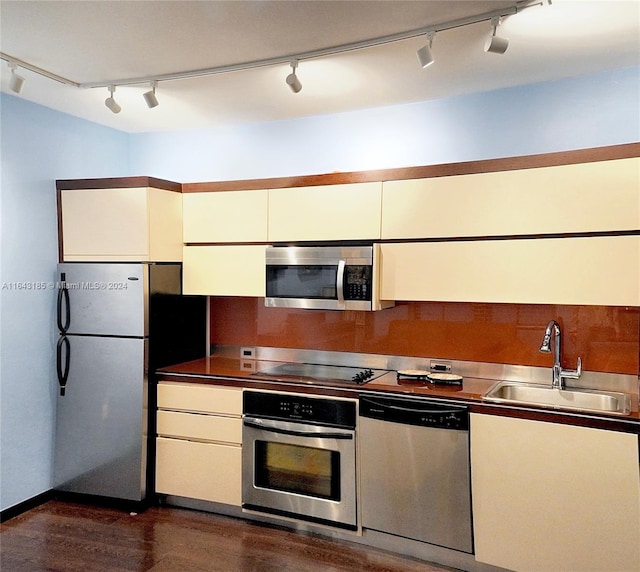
0 501 459 571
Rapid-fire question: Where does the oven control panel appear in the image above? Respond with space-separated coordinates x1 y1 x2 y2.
244 391 356 429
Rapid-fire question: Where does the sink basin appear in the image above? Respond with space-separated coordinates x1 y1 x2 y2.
483 381 631 416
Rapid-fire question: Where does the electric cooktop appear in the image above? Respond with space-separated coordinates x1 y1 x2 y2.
252 363 390 386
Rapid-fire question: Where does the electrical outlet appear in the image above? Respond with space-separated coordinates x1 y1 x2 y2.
430 360 452 373
240 347 256 359
240 360 256 372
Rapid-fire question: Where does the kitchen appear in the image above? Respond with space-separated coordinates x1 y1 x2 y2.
1 1 639 571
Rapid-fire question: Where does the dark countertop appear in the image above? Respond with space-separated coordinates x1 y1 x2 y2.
157 356 640 431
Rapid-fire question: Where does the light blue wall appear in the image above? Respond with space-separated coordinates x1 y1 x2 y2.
0 95 130 511
130 67 639 182
1 66 638 512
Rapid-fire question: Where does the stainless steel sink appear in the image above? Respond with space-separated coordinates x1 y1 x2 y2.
483 381 631 416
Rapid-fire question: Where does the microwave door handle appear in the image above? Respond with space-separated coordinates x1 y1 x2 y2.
336 259 346 309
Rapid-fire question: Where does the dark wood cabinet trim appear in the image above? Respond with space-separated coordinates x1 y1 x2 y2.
183 142 640 192
56 176 182 192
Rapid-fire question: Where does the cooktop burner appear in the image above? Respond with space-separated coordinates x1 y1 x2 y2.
253 363 389 385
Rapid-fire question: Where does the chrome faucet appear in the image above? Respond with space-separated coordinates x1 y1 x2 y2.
539 320 582 389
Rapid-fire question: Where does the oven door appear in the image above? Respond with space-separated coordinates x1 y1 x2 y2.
242 416 357 530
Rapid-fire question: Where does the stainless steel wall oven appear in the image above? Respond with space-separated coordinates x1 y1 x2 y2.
242 391 357 530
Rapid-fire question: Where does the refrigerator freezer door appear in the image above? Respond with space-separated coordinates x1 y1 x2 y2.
54 335 147 501
58 263 147 337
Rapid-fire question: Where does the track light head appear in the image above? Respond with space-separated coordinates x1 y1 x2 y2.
143 81 159 108
417 31 436 69
8 62 25 93
485 17 509 54
286 60 302 94
105 85 121 114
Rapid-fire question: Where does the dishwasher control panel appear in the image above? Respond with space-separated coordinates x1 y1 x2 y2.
359 395 469 430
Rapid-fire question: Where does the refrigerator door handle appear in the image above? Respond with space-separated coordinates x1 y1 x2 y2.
56 335 70 396
57 272 70 333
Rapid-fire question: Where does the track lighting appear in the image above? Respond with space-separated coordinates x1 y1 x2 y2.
143 81 159 108
485 17 509 54
416 31 436 69
286 60 302 94
104 85 121 114
8 62 25 93
0 0 549 111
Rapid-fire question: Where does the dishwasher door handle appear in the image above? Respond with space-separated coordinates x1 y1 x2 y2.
360 397 467 415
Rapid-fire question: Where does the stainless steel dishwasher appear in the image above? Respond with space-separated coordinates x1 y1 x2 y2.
359 394 473 553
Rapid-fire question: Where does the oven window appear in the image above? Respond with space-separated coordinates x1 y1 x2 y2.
266 265 337 299
254 441 341 501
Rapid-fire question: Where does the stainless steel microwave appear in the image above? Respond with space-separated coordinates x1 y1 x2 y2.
265 245 394 311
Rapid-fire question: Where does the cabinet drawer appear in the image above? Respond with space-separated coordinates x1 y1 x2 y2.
157 410 242 444
155 437 241 506
157 382 242 415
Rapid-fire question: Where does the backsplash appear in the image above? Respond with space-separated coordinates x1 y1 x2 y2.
209 298 639 376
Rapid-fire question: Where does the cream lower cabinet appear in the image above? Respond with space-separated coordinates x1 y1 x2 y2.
155 383 242 506
380 235 640 306
60 186 182 262
471 413 640 572
182 245 265 296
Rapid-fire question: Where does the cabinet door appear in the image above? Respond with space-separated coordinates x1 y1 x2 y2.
471 414 640 572
61 187 182 261
268 182 382 242
61 188 149 260
380 235 640 306
381 158 640 239
183 190 268 243
156 437 241 506
182 245 265 296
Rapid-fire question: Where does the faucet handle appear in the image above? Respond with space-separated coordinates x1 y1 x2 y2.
561 356 582 380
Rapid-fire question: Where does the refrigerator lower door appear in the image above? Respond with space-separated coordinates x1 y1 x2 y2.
54 335 147 502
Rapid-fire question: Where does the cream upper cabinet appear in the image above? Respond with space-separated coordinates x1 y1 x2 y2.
268 182 382 242
183 190 268 243
156 383 242 506
471 413 640 572
183 245 265 296
60 186 182 261
380 235 640 306
381 158 640 239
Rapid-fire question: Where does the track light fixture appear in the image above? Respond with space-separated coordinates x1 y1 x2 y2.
485 17 510 54
143 81 159 108
8 62 25 93
104 85 121 114
0 0 549 111
286 60 302 93
416 31 436 69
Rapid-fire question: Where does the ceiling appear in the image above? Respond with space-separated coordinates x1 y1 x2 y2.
1 0 638 133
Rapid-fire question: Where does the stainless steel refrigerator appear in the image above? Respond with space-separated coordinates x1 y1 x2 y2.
54 263 206 505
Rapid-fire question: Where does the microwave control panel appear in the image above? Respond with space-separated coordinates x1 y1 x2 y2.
344 265 372 301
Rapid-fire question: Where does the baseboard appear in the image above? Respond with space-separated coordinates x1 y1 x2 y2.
0 489 55 522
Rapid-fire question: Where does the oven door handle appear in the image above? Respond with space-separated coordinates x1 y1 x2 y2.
243 419 353 440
